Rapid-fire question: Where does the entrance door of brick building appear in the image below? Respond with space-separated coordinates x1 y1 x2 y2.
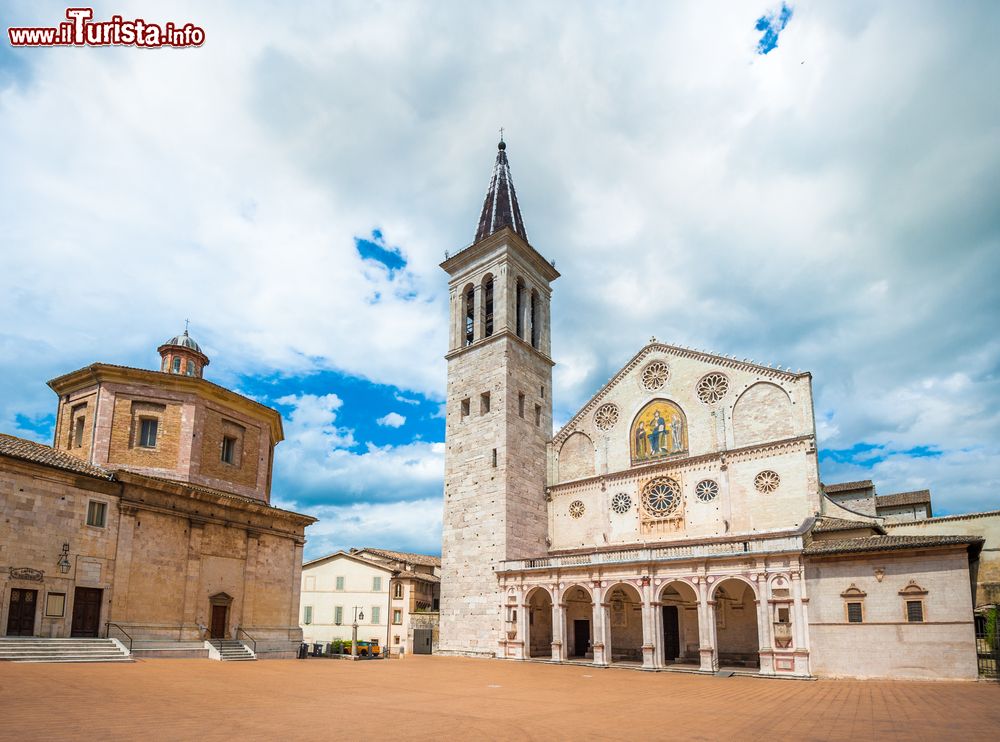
71 587 102 637
662 605 680 662
572 619 590 657
5 588 37 636
210 604 228 639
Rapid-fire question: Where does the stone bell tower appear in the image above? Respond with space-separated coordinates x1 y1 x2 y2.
437 139 559 656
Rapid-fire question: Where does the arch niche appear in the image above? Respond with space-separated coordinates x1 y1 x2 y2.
712 578 760 669
630 399 687 464
559 432 595 482
659 581 700 665
731 382 794 447
563 585 594 659
526 587 553 658
607 583 643 664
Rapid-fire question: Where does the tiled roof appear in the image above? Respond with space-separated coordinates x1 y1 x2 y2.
805 534 982 556
876 490 931 508
402 572 440 583
823 480 874 494
0 433 112 480
357 547 441 568
812 517 881 534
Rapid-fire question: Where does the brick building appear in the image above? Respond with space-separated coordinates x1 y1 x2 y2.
1 331 314 659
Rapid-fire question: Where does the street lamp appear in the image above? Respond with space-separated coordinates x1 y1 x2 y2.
351 606 365 657
57 543 71 574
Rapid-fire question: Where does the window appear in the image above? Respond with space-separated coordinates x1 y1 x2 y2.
394 583 403 599
303 606 313 625
334 606 343 625
518 392 525 418
461 398 470 419
139 418 158 448
73 416 85 448
303 575 315 591
483 275 494 338
480 392 490 414
335 576 345 591
221 436 237 464
172 357 181 373
530 290 539 348
906 600 924 623
515 278 525 338
534 404 541 427
371 607 381 624
86 500 107 528
186 360 194 376
162 357 169 371
492 448 497 468
899 581 928 623
847 602 863 623
45 592 66 618
372 576 382 592
393 609 402 625
540 386 545 399
394 635 401 645
464 284 475 346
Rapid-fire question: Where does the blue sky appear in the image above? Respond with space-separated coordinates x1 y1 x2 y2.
1 1 999 559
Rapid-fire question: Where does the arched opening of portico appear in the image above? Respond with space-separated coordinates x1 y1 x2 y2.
563 585 593 659
607 583 643 664
713 578 760 669
526 587 553 658
659 581 699 666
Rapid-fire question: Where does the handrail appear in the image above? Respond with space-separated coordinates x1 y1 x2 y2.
236 627 256 655
105 622 133 654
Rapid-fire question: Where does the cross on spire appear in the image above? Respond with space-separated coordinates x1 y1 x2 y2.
184 318 190 336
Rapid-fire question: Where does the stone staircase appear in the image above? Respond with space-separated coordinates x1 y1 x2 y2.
208 639 256 661
0 637 132 663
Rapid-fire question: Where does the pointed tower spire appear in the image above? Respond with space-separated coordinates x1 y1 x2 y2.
475 135 528 244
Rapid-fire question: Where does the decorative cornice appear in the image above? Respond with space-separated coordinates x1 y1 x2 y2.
552 342 810 446
445 327 555 366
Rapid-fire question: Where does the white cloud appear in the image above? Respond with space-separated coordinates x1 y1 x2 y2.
376 411 406 428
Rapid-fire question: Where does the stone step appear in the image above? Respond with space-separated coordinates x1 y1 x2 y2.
0 638 130 663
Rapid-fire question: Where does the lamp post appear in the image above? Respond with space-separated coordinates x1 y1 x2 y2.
57 543 71 574
352 606 364 657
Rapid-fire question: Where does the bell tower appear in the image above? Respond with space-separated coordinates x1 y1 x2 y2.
437 139 559 655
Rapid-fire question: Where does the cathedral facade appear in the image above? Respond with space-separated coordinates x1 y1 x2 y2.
438 142 995 680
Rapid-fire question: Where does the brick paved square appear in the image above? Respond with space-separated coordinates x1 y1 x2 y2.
1 656 998 741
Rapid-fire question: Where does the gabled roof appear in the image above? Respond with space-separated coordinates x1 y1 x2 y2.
302 550 395 572
354 547 441 568
876 490 931 508
475 140 527 244
553 341 809 446
0 433 112 480
823 480 874 494
804 534 982 557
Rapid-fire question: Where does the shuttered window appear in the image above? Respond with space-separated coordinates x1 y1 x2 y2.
906 600 924 623
847 602 863 623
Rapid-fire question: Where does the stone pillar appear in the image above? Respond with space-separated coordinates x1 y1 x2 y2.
697 578 718 673
180 519 206 641
109 504 138 622
754 595 775 675
791 571 811 676
495 266 509 333
592 587 608 666
473 283 483 343
288 541 305 644
240 531 259 630
551 599 565 662
640 577 656 670
651 601 663 667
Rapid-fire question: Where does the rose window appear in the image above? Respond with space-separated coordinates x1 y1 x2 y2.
695 479 719 502
569 500 586 519
754 470 781 494
697 373 729 404
640 477 682 517
640 361 670 391
610 492 632 514
594 403 620 431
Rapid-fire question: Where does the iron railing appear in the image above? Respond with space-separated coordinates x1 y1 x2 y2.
975 609 998 681
105 622 133 653
236 628 256 655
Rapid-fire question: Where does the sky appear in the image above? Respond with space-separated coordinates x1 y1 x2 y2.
1 1 998 560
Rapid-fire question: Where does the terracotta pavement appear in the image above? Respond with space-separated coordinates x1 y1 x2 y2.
1 655 997 741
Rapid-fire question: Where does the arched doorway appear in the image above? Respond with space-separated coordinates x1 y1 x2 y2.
713 579 759 669
659 581 699 666
607 583 643 665
526 587 553 658
563 585 593 659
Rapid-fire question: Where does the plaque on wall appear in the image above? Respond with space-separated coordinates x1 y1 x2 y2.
9 567 44 582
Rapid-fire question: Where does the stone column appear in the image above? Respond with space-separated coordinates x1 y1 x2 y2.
640 577 656 670
495 266 509 333
473 283 483 343
651 601 663 667
551 599 565 662
791 571 811 676
240 531 260 631
754 594 775 675
180 519 206 641
591 586 608 666
697 578 718 672
109 504 138 622
288 541 305 645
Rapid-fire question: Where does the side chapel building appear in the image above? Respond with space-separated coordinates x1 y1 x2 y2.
437 140 998 680
0 331 314 658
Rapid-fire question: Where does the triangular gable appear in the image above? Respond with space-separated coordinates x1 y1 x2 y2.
552 340 809 446
302 549 395 573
